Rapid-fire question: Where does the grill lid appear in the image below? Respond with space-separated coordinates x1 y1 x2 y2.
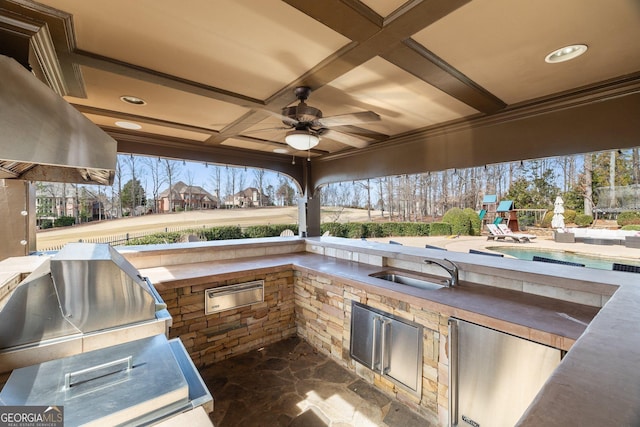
0 334 190 426
0 243 159 350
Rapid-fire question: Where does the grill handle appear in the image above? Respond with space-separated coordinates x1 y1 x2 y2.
64 356 133 389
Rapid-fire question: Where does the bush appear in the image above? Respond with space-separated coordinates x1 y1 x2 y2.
126 232 183 245
442 207 471 235
362 222 385 238
243 224 299 238
244 225 272 238
464 208 482 236
202 226 244 240
574 214 594 227
321 222 346 237
54 216 75 227
617 211 640 226
343 223 366 239
621 225 640 231
541 209 576 227
429 222 452 236
39 219 53 229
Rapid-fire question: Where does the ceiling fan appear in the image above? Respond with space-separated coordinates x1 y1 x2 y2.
277 86 382 151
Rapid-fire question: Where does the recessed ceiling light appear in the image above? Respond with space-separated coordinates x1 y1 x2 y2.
273 148 289 154
120 95 146 105
545 44 588 63
115 121 142 130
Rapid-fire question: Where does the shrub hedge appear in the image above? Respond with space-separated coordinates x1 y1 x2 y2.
124 221 447 246
54 216 76 227
442 207 471 235
574 214 594 227
541 209 577 227
464 208 482 236
621 225 640 231
618 211 640 226
429 222 452 236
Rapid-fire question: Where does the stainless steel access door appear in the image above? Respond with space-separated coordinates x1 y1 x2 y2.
449 318 562 427
350 301 422 395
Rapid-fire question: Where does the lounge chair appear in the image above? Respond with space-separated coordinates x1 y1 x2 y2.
469 249 504 257
486 224 524 243
425 244 447 251
612 263 640 274
532 255 584 267
497 224 536 242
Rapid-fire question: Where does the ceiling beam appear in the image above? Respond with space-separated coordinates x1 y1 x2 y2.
283 0 504 113
69 49 266 109
107 129 305 188
72 104 219 136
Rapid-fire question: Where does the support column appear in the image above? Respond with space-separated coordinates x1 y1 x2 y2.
0 180 36 260
297 192 320 237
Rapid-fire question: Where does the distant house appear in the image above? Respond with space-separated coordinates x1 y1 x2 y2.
35 183 105 223
224 187 270 208
158 181 218 212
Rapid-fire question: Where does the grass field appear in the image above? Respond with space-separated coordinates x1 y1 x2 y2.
36 207 379 250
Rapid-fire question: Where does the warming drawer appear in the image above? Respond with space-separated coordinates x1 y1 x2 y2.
205 280 264 314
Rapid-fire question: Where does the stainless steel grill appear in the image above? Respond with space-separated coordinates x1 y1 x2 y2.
0 243 212 425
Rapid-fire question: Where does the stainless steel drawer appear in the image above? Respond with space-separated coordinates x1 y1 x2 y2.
205 280 264 314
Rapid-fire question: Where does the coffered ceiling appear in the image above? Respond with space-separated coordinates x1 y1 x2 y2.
2 0 639 191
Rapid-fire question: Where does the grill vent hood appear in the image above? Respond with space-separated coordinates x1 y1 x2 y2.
0 54 116 185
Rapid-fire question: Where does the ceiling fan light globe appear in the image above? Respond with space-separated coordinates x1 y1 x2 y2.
285 130 319 150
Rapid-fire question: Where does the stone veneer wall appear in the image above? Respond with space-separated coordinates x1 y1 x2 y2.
159 270 296 368
294 269 449 425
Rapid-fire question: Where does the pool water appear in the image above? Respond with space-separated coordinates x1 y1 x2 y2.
490 247 640 270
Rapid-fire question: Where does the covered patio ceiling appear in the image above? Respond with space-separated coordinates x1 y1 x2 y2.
2 0 639 192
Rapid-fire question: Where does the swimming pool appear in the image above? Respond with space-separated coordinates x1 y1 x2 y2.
490 247 640 270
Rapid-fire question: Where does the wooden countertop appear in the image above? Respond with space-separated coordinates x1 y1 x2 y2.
140 252 599 350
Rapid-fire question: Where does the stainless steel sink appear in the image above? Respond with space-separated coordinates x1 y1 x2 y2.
370 271 445 290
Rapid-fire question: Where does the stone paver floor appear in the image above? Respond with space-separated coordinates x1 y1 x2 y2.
200 336 433 427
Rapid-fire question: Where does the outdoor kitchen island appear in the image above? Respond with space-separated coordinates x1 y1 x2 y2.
118 235 638 426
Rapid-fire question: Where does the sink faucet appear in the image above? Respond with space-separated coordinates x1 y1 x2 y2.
424 258 459 287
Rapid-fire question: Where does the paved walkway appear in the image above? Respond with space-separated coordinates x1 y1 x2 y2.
203 336 434 427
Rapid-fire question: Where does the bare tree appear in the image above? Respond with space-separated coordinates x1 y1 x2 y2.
162 159 182 212
114 157 124 218
210 165 223 208
609 150 616 208
127 155 140 216
253 169 266 207
144 157 165 213
584 153 593 216
634 148 640 185
185 169 196 210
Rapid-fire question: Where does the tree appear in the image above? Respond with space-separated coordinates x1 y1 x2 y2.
276 178 296 206
114 157 124 218
162 159 181 212
144 157 165 213
120 179 146 214
584 153 593 216
253 169 266 207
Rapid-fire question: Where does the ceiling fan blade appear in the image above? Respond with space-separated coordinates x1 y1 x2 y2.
330 125 388 141
320 129 370 149
263 108 299 126
240 126 289 135
316 111 380 127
